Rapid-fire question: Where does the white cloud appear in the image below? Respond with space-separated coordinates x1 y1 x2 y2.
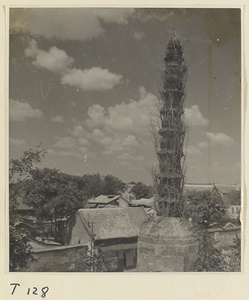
54 136 76 149
78 147 96 159
198 142 208 148
9 138 26 146
78 138 90 146
102 150 113 156
136 9 175 22
25 40 74 74
70 124 88 137
79 146 88 153
49 135 95 160
117 152 144 162
25 41 122 91
68 87 157 160
24 39 38 57
52 115 65 123
61 67 122 91
47 149 81 158
10 99 43 122
10 8 135 41
85 86 157 137
206 132 234 146
186 145 200 156
96 9 135 24
199 132 234 148
185 105 209 126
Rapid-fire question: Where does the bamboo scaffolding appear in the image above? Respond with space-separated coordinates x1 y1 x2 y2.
155 32 187 217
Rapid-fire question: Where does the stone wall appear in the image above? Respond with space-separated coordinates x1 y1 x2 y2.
208 226 241 249
27 244 88 272
137 217 198 272
27 243 124 272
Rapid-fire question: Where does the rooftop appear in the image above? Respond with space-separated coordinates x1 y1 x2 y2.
76 207 149 240
184 183 214 193
88 195 120 205
215 184 239 194
130 197 155 208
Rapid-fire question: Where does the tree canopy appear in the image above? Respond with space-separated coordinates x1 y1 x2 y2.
130 182 153 199
9 145 46 271
9 146 127 270
226 190 241 206
23 168 87 222
80 173 126 199
182 190 226 227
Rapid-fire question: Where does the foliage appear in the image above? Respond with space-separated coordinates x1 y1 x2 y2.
9 145 46 271
226 190 241 206
182 190 241 272
19 169 126 240
130 182 153 199
9 226 33 272
22 168 87 240
80 174 126 198
9 147 126 270
224 235 241 272
189 226 241 272
187 223 228 272
182 190 226 227
81 173 104 199
75 247 117 272
102 174 126 195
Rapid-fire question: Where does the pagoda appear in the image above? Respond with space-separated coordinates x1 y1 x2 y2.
156 32 187 216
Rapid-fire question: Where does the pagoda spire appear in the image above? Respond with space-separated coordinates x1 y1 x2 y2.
155 32 187 216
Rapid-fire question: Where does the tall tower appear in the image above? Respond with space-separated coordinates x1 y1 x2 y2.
156 32 187 216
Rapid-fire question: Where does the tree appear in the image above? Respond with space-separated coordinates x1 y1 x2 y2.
130 182 153 199
102 175 126 195
226 190 241 206
80 173 126 198
75 247 118 272
225 235 241 272
187 222 228 272
182 190 241 272
81 173 104 199
182 190 226 227
23 168 87 240
9 145 46 271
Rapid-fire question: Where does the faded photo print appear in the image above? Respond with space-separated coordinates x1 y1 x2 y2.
9 8 241 272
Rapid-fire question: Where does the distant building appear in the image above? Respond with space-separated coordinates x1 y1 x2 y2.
63 207 149 271
214 184 240 202
87 195 129 208
184 183 241 220
226 205 241 220
128 197 156 216
183 183 215 194
184 183 240 199
208 222 241 249
16 197 36 225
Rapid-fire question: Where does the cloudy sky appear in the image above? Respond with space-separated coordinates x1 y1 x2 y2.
9 8 241 185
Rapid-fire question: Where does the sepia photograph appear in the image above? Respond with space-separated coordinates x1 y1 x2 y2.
9 7 241 273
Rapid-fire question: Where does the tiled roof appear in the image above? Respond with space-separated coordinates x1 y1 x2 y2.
76 207 149 240
184 183 214 193
184 183 240 195
88 195 120 204
214 184 238 194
